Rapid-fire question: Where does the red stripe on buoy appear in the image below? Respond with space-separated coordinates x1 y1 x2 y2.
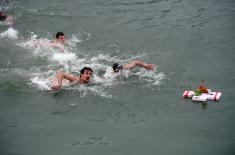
184 91 189 98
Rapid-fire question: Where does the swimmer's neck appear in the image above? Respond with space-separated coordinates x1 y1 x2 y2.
77 77 89 84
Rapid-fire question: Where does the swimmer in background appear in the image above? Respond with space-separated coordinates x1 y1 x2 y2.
0 11 14 26
51 67 93 91
112 60 155 73
48 32 66 52
34 32 66 52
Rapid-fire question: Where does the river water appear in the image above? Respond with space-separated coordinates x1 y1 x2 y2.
0 0 235 154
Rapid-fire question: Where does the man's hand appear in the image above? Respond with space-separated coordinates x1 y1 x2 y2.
51 84 62 91
145 64 155 70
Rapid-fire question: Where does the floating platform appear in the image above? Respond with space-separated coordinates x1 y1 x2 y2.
183 89 222 102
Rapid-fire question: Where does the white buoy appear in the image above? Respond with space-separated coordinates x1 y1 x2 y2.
183 89 222 102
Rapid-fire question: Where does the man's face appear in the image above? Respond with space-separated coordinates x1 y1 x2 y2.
57 35 65 43
80 70 93 83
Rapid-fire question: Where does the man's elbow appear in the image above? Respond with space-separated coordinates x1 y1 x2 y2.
134 60 143 66
57 70 64 76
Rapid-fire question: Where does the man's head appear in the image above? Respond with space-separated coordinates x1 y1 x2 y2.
112 63 123 72
55 32 65 43
79 67 93 83
0 11 7 21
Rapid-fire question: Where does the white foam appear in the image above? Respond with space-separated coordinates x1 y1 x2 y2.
135 69 166 86
17 33 49 53
91 54 121 62
18 33 80 67
51 53 77 63
0 27 18 39
68 34 82 48
29 54 165 97
18 32 165 97
31 76 51 90
103 67 119 80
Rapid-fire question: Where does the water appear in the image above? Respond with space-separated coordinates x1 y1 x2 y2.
1 0 235 154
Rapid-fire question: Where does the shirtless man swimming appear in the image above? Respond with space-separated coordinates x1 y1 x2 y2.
112 60 155 72
34 32 66 52
51 67 93 91
0 11 13 26
103 60 155 81
48 32 66 52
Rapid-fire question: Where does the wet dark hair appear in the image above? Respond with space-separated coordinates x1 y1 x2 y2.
0 12 7 21
56 32 64 38
80 67 93 75
112 63 123 72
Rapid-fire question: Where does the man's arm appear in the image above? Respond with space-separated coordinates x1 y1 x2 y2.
51 70 79 90
123 60 155 70
6 15 13 26
48 42 64 52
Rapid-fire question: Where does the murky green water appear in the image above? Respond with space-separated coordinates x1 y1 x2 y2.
1 0 235 154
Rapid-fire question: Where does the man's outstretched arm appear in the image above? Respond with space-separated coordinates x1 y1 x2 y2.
123 60 155 70
51 70 78 90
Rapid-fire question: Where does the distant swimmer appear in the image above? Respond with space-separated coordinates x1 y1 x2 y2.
34 31 66 52
112 60 155 73
48 32 66 52
0 11 14 26
51 67 93 91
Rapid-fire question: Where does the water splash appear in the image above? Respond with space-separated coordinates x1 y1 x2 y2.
0 27 18 39
17 32 79 65
28 53 165 97
135 69 166 86
31 76 51 90
17 32 165 97
51 53 77 63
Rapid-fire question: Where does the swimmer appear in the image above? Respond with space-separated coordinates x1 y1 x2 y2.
34 32 66 52
47 32 66 52
112 60 155 73
0 11 14 26
51 67 93 91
